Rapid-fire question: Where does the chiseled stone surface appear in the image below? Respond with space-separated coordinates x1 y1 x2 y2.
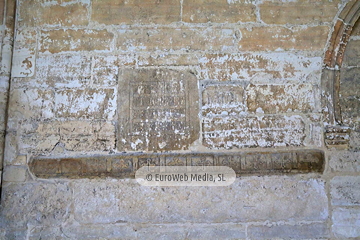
201 83 246 117
198 52 322 82
118 68 199 152
54 88 116 120
19 120 116 154
331 176 360 206
73 176 327 224
8 88 55 120
246 84 316 114
329 151 360 172
116 27 236 53
332 207 360 239
2 165 27 182
202 115 306 149
0 182 72 229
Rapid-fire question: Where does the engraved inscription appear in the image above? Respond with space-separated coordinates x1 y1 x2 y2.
202 83 246 117
166 156 187 166
29 150 325 179
118 68 199 151
191 155 214 166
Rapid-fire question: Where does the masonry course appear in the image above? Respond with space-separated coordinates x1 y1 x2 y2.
0 0 359 239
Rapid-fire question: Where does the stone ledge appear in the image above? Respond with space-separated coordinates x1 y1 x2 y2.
29 150 324 179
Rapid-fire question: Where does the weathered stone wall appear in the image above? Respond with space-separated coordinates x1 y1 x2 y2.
0 0 359 239
0 0 15 187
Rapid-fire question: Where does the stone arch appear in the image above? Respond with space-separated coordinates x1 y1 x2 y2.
322 0 360 124
321 0 360 148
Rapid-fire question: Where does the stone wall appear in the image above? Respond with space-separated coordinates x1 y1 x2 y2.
0 0 359 239
0 0 15 187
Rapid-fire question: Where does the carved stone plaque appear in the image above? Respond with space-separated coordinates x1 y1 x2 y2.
29 150 324 179
118 68 199 151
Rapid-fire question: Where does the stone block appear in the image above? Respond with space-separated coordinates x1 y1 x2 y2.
324 125 351 149
339 67 360 122
42 55 91 88
55 88 116 120
92 0 180 25
329 151 360 172
340 97 360 123
117 27 235 52
11 29 36 77
136 223 246 239
29 227 64 240
118 68 199 151
4 0 15 33
40 29 114 53
20 133 60 156
198 53 322 82
187 224 246 239
0 88 7 125
0 76 9 90
2 165 27 182
353 19 360 36
260 0 339 25
18 0 89 27
239 26 329 51
202 83 246 117
3 229 27 240
137 53 199 67
0 135 3 167
332 207 360 239
349 130 360 150
331 176 360 206
73 177 327 224
20 120 115 154
248 222 329 239
59 121 116 152
202 115 306 149
8 88 55 120
0 0 4 25
136 224 188 240
343 40 360 67
92 56 133 87
3 130 18 164
60 223 137 239
246 84 315 114
1 182 72 228
31 158 61 176
182 0 256 23
340 67 360 98
12 55 92 89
